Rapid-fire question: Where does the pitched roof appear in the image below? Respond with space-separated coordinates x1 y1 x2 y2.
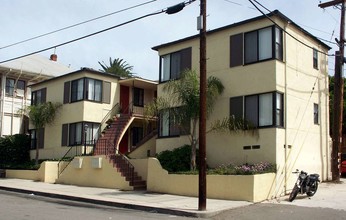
152 10 331 51
0 54 74 77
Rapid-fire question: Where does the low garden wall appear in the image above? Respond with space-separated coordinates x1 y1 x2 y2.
5 161 59 183
55 156 132 190
147 158 276 202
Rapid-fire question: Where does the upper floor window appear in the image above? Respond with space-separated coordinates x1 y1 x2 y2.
133 87 144 107
313 49 318 69
68 78 103 103
230 26 283 67
314 103 319 125
71 78 85 102
230 91 284 128
31 88 47 105
86 78 102 102
6 78 25 97
160 47 192 82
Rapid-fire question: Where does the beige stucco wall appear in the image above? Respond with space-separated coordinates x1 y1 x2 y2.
147 158 276 202
30 71 120 159
56 156 132 190
155 15 330 197
129 158 148 181
5 161 58 183
128 136 156 159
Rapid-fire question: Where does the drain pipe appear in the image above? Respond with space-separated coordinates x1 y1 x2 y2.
284 22 289 195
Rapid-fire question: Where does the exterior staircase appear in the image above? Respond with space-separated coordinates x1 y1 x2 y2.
109 154 146 190
93 114 146 190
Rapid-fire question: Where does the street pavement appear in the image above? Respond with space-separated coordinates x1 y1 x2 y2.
0 178 345 218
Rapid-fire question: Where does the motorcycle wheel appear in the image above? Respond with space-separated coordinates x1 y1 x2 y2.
306 181 318 197
289 184 299 202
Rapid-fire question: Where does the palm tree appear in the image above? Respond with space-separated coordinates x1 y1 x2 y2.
98 57 134 78
21 102 62 165
145 70 253 170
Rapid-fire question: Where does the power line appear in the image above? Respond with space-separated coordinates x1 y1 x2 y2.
248 0 333 56
0 1 196 64
0 0 157 50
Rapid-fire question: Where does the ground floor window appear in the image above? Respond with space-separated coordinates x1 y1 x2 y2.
29 128 44 149
158 107 190 137
65 122 100 146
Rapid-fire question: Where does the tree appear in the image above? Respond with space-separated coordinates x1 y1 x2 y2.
21 102 62 165
98 57 134 78
145 70 253 170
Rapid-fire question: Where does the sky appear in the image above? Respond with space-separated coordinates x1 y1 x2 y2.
0 0 342 80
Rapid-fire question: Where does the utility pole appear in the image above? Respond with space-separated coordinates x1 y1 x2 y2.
319 0 345 182
198 0 207 211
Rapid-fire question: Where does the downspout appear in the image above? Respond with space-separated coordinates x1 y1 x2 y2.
284 22 289 194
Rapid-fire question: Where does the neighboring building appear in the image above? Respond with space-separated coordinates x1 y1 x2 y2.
29 68 157 160
152 10 331 196
0 54 72 136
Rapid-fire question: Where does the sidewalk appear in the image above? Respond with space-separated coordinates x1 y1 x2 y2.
266 179 346 211
0 178 251 218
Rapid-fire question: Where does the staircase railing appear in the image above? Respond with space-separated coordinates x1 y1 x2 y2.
57 144 84 177
95 103 120 138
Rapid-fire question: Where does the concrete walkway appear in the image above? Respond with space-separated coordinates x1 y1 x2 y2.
1 178 345 217
266 180 346 211
0 178 251 218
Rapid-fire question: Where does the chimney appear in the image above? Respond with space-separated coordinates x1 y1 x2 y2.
50 54 57 61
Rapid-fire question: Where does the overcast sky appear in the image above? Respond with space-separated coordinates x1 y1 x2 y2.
0 0 341 80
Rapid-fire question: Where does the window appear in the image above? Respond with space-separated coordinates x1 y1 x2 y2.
158 108 190 137
68 122 99 146
160 47 192 82
230 92 284 128
6 79 25 97
131 127 143 147
86 78 102 102
133 87 144 107
31 88 47 105
30 128 44 149
313 49 318 69
230 26 283 67
314 103 319 125
70 78 103 102
71 78 84 102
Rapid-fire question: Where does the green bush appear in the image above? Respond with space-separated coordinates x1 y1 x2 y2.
0 134 31 169
156 145 198 172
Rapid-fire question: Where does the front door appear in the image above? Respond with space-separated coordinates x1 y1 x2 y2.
120 85 130 114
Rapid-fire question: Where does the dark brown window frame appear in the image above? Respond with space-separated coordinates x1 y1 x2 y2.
159 47 192 83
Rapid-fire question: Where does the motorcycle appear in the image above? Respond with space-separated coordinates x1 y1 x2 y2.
289 169 320 202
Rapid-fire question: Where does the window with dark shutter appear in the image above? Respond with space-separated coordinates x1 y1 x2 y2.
63 81 70 104
230 96 243 119
61 124 68 146
103 81 111 104
230 33 243 67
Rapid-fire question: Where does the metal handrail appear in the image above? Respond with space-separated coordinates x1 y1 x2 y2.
57 144 84 176
95 103 120 138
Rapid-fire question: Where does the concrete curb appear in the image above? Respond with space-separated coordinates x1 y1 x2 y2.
0 186 221 218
